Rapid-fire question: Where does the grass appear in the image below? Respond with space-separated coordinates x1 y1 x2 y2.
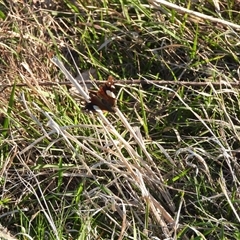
1 0 240 239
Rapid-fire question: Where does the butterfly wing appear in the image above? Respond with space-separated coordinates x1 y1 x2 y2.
84 75 117 113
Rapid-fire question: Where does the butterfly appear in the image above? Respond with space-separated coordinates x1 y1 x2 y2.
84 75 117 112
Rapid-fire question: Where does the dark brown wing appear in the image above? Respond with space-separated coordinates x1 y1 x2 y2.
84 75 116 113
85 92 116 112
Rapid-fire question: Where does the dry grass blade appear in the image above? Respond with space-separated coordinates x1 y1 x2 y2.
219 176 240 223
149 0 240 29
15 166 60 240
84 99 175 236
51 57 90 101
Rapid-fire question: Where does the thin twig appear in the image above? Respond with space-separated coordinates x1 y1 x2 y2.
1 80 240 92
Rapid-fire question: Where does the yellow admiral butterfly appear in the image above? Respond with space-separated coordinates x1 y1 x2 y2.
84 75 116 112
